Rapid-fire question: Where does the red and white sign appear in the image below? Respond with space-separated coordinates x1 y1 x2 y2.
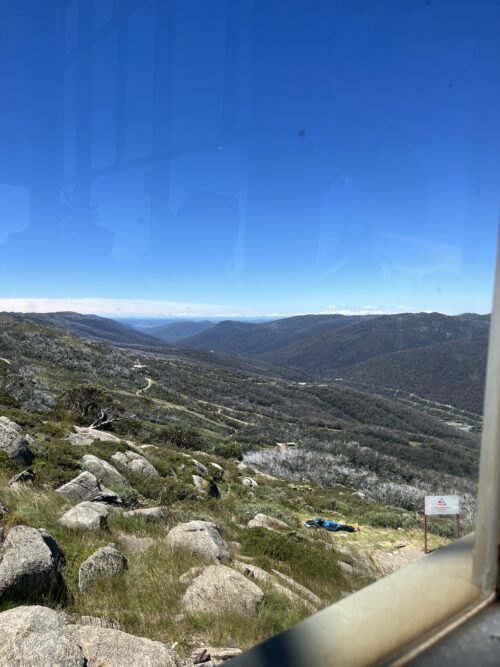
425 495 460 516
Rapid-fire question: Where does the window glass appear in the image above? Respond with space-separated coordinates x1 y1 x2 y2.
0 0 498 660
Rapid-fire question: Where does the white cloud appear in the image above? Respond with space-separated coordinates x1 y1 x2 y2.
0 298 429 319
325 305 419 316
0 297 244 318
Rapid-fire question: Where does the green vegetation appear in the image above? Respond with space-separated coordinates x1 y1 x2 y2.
240 527 353 599
180 312 489 414
342 335 488 414
0 312 480 655
0 455 368 654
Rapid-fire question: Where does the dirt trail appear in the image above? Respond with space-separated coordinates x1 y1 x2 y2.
136 377 153 396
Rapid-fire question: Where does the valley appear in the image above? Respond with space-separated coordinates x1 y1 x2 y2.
176 312 489 414
0 311 484 662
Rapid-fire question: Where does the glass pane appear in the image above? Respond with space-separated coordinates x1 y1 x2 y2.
0 0 498 662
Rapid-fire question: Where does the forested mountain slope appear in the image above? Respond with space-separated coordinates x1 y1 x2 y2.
180 312 490 412
6 311 166 347
136 320 216 342
341 335 488 414
0 312 479 486
181 313 489 371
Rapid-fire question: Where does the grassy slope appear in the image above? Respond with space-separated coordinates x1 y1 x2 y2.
0 430 448 656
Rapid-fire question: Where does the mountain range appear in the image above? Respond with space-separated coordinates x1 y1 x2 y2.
0 310 478 658
4 310 488 415
0 310 480 484
172 312 489 414
135 319 216 343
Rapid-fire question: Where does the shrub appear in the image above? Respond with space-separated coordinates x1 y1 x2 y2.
240 527 344 599
41 421 67 438
213 441 243 460
87 440 129 460
124 471 197 505
58 385 120 426
365 511 419 530
2 512 29 529
0 388 19 408
31 438 81 487
0 451 19 475
427 518 463 538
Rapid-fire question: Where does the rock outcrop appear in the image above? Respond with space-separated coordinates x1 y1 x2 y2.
233 561 318 612
241 477 258 488
139 444 159 452
192 475 220 498
68 624 180 666
0 416 20 431
123 506 165 521
189 646 242 665
181 565 263 615
338 561 354 576
271 569 322 607
166 521 229 562
117 532 155 554
59 501 110 530
0 417 34 465
56 472 121 504
111 450 159 476
78 544 127 591
9 469 36 486
247 513 288 531
190 459 208 475
56 472 102 502
0 605 84 666
68 426 124 447
192 474 209 493
0 605 180 666
81 454 130 488
0 526 66 602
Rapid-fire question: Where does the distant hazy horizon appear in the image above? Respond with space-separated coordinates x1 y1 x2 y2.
0 297 491 320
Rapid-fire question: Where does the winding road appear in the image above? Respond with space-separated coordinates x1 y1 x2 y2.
136 377 153 396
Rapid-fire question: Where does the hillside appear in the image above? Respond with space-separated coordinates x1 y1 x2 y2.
0 313 479 485
181 312 489 369
341 336 488 414
136 320 216 343
0 312 481 660
180 312 490 412
180 314 365 358
1 311 303 383
7 311 167 348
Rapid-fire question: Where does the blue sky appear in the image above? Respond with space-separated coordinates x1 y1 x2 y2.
0 0 499 316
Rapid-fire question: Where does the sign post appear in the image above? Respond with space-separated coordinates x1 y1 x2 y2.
424 495 460 554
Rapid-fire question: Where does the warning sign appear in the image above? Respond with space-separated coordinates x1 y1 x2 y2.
424 495 460 516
